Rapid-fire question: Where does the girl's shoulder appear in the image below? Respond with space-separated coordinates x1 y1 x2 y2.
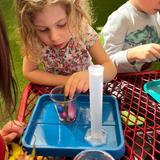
81 25 99 49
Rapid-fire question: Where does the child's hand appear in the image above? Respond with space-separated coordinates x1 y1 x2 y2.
64 71 89 99
128 43 160 63
0 120 25 143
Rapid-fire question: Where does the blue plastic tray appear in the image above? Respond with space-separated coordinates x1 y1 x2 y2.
144 79 160 103
22 94 125 159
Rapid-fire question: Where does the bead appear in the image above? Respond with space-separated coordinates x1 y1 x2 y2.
60 111 67 119
68 103 75 120
57 105 64 113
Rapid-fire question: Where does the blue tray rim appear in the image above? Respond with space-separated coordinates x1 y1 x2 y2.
22 94 125 157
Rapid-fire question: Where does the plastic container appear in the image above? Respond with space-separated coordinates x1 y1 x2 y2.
49 86 78 123
22 94 125 159
73 149 115 160
143 79 160 103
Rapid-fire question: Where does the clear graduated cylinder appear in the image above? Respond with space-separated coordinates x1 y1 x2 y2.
85 65 107 146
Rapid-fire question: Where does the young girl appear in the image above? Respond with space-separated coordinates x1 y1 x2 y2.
102 0 160 73
0 11 25 159
15 0 117 99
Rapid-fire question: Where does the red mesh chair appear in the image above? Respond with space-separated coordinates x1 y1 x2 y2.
17 71 160 160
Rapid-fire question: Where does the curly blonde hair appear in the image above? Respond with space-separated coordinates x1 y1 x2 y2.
15 0 94 62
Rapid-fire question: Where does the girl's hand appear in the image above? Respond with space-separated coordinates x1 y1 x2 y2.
127 43 160 63
0 120 25 143
64 71 89 99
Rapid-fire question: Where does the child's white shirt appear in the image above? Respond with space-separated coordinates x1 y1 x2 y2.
102 1 160 73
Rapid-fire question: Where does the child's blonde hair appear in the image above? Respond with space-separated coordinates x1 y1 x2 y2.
15 0 94 62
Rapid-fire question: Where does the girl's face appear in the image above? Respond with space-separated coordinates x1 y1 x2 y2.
33 4 71 49
131 0 160 14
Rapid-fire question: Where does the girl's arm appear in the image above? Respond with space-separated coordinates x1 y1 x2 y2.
89 39 117 82
23 56 70 86
64 39 117 99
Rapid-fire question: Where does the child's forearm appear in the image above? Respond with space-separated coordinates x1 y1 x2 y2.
23 69 70 86
103 60 117 82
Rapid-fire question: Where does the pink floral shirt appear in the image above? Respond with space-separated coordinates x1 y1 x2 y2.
42 26 98 75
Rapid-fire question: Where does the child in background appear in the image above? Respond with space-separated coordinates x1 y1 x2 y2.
0 11 25 160
102 0 160 73
15 0 117 99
